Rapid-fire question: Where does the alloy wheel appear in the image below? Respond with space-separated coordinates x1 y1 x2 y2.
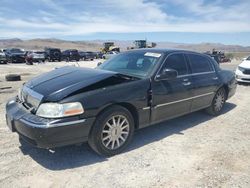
101 115 130 150
214 90 225 112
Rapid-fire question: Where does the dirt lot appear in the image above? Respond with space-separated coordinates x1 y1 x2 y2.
0 60 249 188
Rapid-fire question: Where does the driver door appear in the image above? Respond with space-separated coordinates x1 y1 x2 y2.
151 53 194 123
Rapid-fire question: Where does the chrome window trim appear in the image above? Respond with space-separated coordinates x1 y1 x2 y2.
154 92 214 109
154 51 217 81
175 71 215 78
154 52 188 81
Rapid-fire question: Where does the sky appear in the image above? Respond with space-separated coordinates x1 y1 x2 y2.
0 0 250 45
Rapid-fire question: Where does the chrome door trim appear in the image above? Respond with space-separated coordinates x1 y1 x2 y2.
154 92 214 109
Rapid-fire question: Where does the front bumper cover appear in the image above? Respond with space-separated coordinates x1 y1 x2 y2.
235 72 250 83
5 99 95 149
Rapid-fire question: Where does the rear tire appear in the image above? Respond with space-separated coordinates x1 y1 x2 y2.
206 87 226 116
88 105 134 156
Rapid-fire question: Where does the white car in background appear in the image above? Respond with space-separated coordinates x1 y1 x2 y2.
0 49 7 64
235 56 250 83
102 51 118 59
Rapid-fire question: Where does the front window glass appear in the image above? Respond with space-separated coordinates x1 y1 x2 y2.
162 53 188 76
247 56 250 61
98 51 162 78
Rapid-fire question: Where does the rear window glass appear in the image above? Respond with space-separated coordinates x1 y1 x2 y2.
188 54 213 73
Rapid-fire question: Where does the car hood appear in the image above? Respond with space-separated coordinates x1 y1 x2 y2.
239 60 250 69
25 66 119 102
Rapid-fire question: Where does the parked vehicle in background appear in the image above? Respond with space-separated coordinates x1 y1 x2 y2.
235 56 250 83
95 52 104 59
102 51 118 59
5 49 236 156
79 51 100 60
101 42 120 53
79 51 86 60
44 48 62 62
84 52 96 61
205 54 220 64
0 49 7 64
127 40 157 50
62 49 80 61
5 48 25 63
25 51 46 64
205 49 231 64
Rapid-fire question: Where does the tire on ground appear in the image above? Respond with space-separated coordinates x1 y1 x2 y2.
206 87 226 116
5 74 21 81
88 105 135 156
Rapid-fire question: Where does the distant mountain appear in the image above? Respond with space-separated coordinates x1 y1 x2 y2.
157 42 250 53
0 38 250 54
0 38 101 51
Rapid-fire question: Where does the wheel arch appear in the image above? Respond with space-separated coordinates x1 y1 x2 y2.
95 102 139 130
222 84 229 100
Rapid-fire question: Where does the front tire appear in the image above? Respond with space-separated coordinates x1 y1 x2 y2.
88 105 134 156
206 87 226 116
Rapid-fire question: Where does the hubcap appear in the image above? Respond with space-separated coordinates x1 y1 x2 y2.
214 91 225 111
102 115 129 150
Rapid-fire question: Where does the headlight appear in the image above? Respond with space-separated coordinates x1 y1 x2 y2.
36 102 84 118
237 66 245 72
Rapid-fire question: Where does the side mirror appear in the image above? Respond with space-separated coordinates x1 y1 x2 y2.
156 68 178 80
97 62 102 66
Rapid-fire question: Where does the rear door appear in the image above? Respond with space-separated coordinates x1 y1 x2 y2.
151 53 194 123
186 53 219 111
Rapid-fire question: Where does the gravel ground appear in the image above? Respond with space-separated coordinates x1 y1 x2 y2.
0 60 249 188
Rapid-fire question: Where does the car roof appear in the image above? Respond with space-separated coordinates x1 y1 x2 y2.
125 48 202 55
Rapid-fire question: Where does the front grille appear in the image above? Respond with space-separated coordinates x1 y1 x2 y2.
19 86 44 110
243 69 250 75
242 78 250 81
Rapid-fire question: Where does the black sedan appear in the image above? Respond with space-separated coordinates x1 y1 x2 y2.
62 49 80 62
5 48 26 63
5 49 237 156
79 51 96 60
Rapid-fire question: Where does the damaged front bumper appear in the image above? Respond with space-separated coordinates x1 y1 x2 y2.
5 98 95 149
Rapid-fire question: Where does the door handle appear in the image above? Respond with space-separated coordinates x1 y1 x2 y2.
212 77 218 80
182 82 191 86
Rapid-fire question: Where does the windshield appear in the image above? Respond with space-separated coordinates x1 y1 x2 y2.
247 56 250 61
10 48 23 53
70 50 78 54
98 51 162 78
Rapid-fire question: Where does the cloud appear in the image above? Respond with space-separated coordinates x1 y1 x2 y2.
0 0 250 39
